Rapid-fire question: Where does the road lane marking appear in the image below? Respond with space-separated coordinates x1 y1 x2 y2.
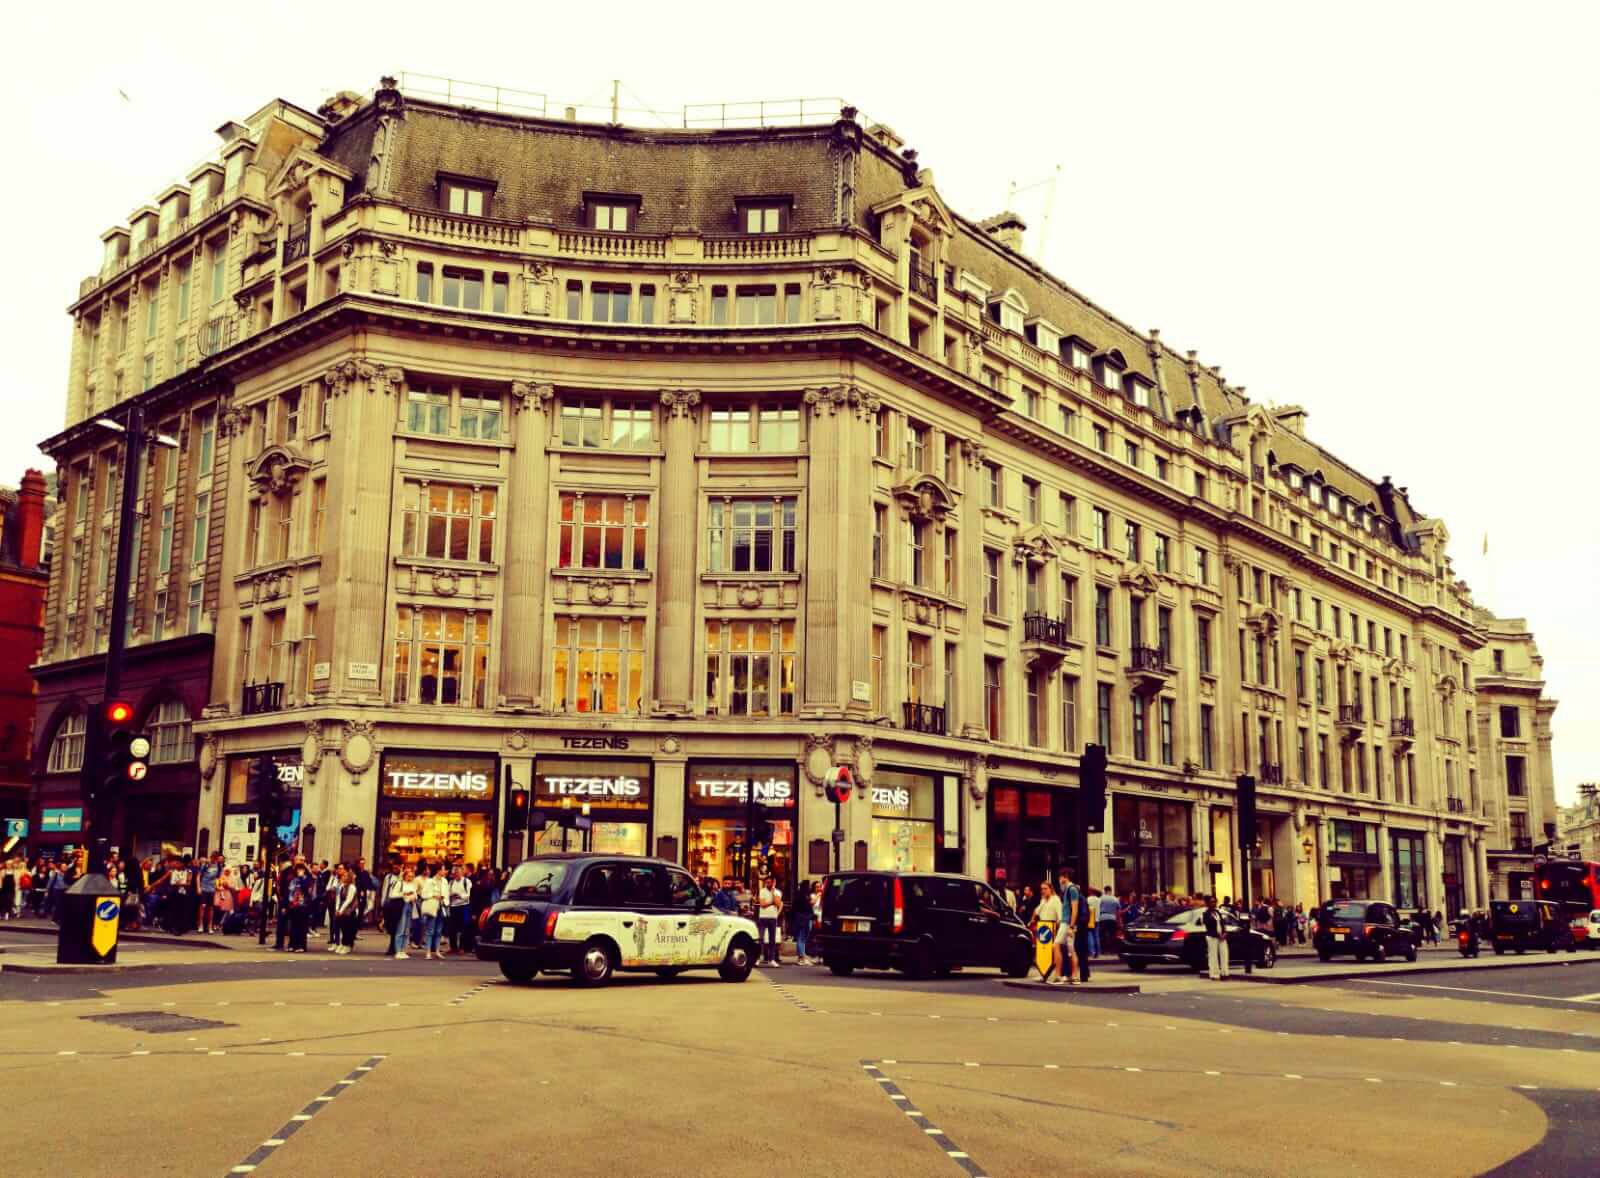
1353 979 1600 1005
223 1056 386 1177
861 1061 987 1178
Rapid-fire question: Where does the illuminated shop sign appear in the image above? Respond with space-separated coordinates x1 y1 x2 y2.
386 771 492 798
693 776 794 804
534 759 653 812
870 786 912 808
380 752 499 802
542 776 644 799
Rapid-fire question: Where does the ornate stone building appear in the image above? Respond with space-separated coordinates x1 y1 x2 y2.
29 77 1558 907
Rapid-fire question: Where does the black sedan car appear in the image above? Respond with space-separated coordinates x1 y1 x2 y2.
1313 899 1420 963
1119 908 1278 972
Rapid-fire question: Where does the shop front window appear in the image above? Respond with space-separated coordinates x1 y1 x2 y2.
869 770 936 873
1111 795 1192 899
531 758 652 857
684 762 798 893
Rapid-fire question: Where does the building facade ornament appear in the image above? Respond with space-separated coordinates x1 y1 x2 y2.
659 388 702 419
803 733 835 789
510 380 554 414
339 719 377 776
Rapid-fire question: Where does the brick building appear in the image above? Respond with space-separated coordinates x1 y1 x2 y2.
1 470 49 850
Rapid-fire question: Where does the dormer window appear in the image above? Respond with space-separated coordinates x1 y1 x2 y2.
737 198 790 234
583 192 641 232
1094 357 1123 393
1064 339 1095 372
987 289 1027 334
439 175 494 218
1126 377 1153 409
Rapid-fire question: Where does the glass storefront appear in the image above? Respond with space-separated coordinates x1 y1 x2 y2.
1391 830 1426 910
224 752 304 859
870 769 937 873
1112 795 1192 898
1327 819 1380 900
377 750 498 868
1442 835 1466 916
986 781 1078 893
531 758 651 857
683 762 798 892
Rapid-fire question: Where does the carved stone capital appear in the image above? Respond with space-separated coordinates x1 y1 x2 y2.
510 380 555 414
659 388 702 419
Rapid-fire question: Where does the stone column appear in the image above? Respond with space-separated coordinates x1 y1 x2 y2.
321 358 401 703
1473 835 1489 908
802 388 845 715
500 381 553 709
1423 826 1443 915
653 757 686 863
1313 819 1330 903
654 389 701 714
1376 819 1393 906
1193 801 1211 898
958 438 987 738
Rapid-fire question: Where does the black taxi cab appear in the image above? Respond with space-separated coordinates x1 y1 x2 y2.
1487 899 1577 954
475 854 760 986
1312 899 1421 963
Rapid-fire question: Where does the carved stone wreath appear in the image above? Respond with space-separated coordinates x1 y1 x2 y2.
737 584 763 609
197 735 218 783
433 570 459 597
586 580 615 606
301 719 324 774
803 734 835 788
505 729 530 752
339 719 377 776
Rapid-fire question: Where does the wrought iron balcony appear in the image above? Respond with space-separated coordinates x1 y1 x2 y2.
241 681 285 716
1389 716 1416 746
197 314 236 358
902 702 947 735
909 263 938 301
283 223 310 265
1128 645 1171 695
1022 613 1074 669
1259 762 1283 785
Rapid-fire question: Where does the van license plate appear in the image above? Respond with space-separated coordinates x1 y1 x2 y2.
1334 932 1346 940
842 918 870 933
500 926 516 943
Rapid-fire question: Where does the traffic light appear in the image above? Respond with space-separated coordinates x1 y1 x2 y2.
1080 743 1108 833
1236 774 1258 853
255 757 284 831
100 699 148 797
506 787 530 833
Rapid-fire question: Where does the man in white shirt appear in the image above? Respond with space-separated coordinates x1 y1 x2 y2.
446 865 472 955
757 877 783 967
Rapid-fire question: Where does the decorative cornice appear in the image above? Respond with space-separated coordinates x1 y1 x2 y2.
325 357 402 397
802 384 879 420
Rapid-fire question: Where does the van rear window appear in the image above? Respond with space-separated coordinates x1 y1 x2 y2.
1325 902 1369 920
826 875 888 918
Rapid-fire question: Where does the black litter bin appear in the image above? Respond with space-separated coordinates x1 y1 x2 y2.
56 874 122 965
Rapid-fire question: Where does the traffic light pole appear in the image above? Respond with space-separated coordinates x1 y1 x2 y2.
81 405 146 878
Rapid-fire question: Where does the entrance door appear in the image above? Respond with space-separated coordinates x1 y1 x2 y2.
1022 839 1061 895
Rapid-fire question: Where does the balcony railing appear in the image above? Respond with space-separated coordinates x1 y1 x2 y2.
283 223 310 265
197 315 236 358
1511 837 1533 853
1338 704 1365 725
909 263 937 301
1023 612 1072 647
1390 717 1415 738
902 702 947 735
556 229 666 259
1446 796 1466 813
241 681 285 716
1259 762 1283 785
702 233 811 260
410 209 523 248
1129 646 1168 673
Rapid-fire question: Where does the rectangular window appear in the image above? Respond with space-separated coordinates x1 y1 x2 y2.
1095 585 1112 646
907 634 930 706
1125 521 1141 562
560 397 603 448
556 493 650 572
157 504 174 574
548 615 644 714
1193 546 1209 584
591 202 632 231
185 581 203 634
1092 508 1108 549
1154 534 1170 573
783 283 801 324
706 497 797 574
406 388 450 436
943 529 957 596
1097 683 1113 751
459 393 502 441
1294 649 1306 697
1061 575 1077 635
735 285 778 325
984 550 1001 614
704 619 797 716
1026 670 1042 746
1157 606 1172 663
984 463 1001 508
1062 674 1079 752
443 182 487 217
1499 706 1520 738
1200 704 1215 771
985 657 1003 740
1315 659 1327 706
310 478 326 552
566 280 582 320
1124 440 1140 468
639 284 656 324
1092 424 1108 452
710 285 728 324
416 262 433 303
870 626 885 712
440 267 484 310
209 243 226 303
909 523 927 587
190 491 210 565
1196 614 1212 673
708 407 752 452
1023 478 1040 523
1159 697 1174 764
871 504 885 578
757 405 800 451
175 263 191 322
490 272 509 313
401 482 497 563
1059 492 1077 535
1505 755 1526 797
742 204 784 234
389 605 492 707
591 283 632 322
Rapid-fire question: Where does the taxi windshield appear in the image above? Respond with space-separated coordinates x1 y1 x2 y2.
504 861 569 900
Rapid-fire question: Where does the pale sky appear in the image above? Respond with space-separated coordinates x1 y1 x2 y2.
3 2 1594 803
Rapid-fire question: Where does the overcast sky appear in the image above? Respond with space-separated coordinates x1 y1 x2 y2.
3 3 1594 804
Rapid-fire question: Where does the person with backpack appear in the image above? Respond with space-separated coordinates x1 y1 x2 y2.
1057 867 1087 984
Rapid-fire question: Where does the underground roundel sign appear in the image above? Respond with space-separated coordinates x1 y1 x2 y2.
825 766 854 804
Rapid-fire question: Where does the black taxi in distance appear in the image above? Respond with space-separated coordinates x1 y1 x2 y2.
1487 899 1578 954
1313 899 1420 963
474 854 759 986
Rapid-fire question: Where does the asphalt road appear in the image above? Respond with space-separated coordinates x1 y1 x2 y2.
1343 960 1600 1011
4 944 1599 1177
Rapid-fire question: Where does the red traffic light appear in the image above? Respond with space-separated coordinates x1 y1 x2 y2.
104 700 134 726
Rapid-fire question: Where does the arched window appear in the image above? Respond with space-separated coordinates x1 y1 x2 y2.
47 711 87 773
150 698 194 764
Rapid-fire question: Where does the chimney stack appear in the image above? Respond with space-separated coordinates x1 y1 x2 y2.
981 211 1027 253
16 468 46 569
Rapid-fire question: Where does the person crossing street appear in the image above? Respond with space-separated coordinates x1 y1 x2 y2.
1203 894 1231 980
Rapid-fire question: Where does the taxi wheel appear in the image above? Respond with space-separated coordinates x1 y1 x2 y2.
1260 943 1277 970
902 941 936 979
1127 961 1148 972
828 962 855 976
574 939 617 987
719 937 755 982
1317 950 1332 962
499 962 536 985
1003 945 1032 979
1404 943 1418 963
1373 943 1388 964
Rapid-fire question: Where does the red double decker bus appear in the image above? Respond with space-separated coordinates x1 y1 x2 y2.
1534 858 1600 916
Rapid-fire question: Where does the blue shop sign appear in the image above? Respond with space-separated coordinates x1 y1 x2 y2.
42 808 84 832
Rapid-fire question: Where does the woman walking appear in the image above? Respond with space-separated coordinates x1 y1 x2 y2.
791 879 815 966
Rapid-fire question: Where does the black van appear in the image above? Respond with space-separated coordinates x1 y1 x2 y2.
815 871 1034 978
1487 900 1577 954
